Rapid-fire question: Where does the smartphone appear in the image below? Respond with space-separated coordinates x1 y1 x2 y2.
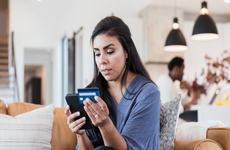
65 94 93 129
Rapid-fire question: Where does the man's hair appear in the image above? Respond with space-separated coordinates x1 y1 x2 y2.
168 57 184 71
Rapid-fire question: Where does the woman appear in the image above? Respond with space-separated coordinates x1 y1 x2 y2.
65 16 160 150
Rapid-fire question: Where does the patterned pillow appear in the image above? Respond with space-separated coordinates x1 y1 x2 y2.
160 94 181 150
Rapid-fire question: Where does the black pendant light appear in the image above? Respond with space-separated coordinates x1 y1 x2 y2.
192 1 219 41
164 0 187 52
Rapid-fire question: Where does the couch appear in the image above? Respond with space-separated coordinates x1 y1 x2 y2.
174 127 230 150
0 99 77 150
0 99 229 150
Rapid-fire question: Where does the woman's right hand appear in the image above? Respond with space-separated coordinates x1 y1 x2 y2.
64 105 86 135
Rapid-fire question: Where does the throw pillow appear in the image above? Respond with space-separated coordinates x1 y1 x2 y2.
160 94 181 150
0 104 54 150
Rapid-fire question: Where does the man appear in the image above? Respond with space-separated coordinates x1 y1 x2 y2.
156 57 199 114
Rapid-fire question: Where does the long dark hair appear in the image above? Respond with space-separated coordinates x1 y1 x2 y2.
86 16 154 146
88 15 153 112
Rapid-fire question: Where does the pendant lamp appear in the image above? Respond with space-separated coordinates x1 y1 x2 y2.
164 0 187 52
192 1 219 41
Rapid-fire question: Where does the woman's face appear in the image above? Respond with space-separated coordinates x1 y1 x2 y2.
93 34 127 82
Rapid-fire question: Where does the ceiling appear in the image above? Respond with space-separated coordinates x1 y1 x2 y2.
151 0 230 15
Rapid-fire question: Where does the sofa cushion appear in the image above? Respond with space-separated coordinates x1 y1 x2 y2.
207 127 230 150
7 102 43 116
0 104 54 150
174 139 223 150
7 102 77 150
0 99 6 114
160 94 181 150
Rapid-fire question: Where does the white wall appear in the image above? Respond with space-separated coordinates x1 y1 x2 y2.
223 23 230 50
149 20 230 84
11 0 230 106
139 6 185 63
10 0 66 103
52 41 62 107
145 18 230 85
183 21 230 83
10 0 145 106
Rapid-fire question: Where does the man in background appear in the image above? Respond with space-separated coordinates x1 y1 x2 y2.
156 57 200 114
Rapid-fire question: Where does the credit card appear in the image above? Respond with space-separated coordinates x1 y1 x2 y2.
78 88 100 104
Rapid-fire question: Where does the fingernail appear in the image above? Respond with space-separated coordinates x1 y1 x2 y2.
83 101 86 105
82 117 86 120
86 98 90 102
76 111 80 116
95 96 98 100
84 106 87 109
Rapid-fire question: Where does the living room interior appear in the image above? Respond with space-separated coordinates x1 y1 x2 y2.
0 0 230 150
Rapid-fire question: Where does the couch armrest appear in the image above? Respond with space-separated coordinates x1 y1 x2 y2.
52 107 77 150
174 139 223 150
207 127 230 150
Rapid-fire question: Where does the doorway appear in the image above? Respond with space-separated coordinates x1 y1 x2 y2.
24 49 52 105
24 65 43 104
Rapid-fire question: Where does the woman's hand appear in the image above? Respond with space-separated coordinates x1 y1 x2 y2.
64 105 86 135
83 96 109 127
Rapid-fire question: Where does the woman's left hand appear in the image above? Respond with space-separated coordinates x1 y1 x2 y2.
83 96 109 127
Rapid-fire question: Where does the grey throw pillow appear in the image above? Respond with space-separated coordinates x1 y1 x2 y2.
160 94 181 150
